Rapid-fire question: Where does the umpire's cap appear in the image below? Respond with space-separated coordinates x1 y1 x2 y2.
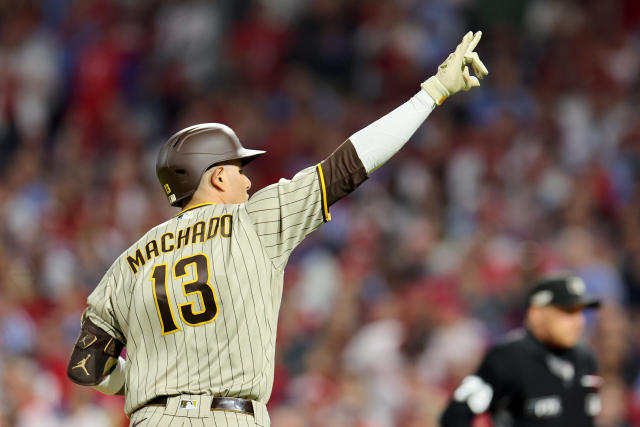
526 275 600 309
156 123 265 207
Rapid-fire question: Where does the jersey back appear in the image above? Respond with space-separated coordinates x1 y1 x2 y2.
83 166 328 416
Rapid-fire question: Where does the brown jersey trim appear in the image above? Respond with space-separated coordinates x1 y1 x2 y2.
320 139 368 206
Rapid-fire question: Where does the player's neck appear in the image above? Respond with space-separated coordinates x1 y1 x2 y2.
182 191 223 210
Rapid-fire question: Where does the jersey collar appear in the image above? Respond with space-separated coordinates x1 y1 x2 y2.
174 202 216 218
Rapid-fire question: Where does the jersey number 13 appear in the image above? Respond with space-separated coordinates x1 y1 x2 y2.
150 253 219 335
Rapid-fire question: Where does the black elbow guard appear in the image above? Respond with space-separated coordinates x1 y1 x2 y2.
67 319 125 386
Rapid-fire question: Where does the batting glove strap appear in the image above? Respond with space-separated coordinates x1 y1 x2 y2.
421 76 451 106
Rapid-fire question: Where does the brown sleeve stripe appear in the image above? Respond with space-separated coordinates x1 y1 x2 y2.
315 163 331 222
319 139 368 206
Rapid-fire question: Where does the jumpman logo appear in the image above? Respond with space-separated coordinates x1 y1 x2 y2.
72 354 91 376
78 334 97 348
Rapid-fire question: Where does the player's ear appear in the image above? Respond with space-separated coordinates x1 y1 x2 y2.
210 166 226 192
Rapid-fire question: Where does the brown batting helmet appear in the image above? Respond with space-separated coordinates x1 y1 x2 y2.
156 123 265 207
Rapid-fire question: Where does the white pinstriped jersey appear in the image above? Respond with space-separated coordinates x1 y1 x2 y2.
83 166 330 416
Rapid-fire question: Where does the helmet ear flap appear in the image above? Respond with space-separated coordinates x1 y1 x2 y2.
156 123 265 207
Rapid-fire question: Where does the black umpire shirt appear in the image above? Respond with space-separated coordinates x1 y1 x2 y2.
440 329 601 426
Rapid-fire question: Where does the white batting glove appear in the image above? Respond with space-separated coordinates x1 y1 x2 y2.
421 31 489 105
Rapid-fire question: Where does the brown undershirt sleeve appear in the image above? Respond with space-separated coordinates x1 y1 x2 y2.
317 139 368 206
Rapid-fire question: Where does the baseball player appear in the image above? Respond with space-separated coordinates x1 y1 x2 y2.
440 275 602 426
67 31 488 426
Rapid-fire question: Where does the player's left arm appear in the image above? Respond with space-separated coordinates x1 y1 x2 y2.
320 31 488 205
67 318 126 394
67 268 127 395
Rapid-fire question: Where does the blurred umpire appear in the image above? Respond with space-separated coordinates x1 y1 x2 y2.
440 275 602 427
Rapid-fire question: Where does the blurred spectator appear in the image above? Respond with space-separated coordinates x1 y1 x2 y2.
1 357 62 427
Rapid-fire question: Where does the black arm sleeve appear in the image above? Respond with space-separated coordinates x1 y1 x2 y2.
67 318 125 386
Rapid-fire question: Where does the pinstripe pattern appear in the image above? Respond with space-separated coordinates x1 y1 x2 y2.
84 166 326 422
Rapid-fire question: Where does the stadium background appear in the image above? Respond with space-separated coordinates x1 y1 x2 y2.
1 0 640 425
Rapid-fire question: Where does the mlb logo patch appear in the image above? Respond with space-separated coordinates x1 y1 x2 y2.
179 400 198 410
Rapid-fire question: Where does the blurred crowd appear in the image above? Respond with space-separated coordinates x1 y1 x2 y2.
1 0 640 426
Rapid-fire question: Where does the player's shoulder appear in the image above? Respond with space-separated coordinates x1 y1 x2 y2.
252 166 319 193
110 214 182 266
165 202 243 227
272 165 319 184
246 166 319 208
109 222 169 271
133 216 174 243
133 202 235 240
174 202 233 218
